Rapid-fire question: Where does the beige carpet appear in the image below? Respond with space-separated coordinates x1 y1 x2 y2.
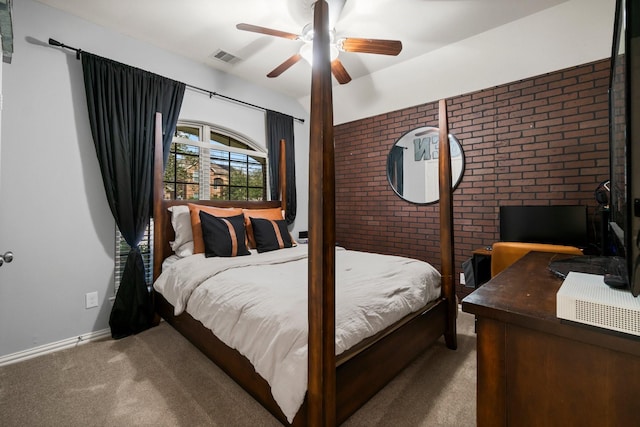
0 311 476 426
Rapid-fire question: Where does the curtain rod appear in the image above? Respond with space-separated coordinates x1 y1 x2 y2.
48 38 305 124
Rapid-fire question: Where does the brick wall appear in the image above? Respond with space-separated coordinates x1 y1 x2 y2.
334 59 610 300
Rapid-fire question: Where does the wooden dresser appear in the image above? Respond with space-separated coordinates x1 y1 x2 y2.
462 251 640 427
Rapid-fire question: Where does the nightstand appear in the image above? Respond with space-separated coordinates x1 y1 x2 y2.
472 247 492 288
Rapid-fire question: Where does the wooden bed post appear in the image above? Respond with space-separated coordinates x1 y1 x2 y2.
279 138 287 214
438 99 458 350
152 112 164 326
153 112 164 283
307 1 336 425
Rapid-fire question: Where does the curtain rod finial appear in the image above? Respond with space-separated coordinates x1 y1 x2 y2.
49 38 63 47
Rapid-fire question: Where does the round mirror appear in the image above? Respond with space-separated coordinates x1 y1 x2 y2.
387 126 465 204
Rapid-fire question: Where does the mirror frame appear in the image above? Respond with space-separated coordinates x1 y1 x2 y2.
387 126 465 205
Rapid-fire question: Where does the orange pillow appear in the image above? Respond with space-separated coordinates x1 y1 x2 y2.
188 204 243 254
243 207 285 249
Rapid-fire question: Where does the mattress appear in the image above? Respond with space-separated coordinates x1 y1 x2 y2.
153 245 440 422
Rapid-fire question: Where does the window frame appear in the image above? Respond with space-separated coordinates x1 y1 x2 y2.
168 121 269 201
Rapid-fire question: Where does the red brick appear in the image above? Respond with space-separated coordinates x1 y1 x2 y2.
334 59 609 301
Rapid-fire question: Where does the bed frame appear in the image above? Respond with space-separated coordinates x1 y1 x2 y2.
152 2 457 425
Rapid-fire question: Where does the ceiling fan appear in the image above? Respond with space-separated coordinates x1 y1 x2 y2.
236 21 402 84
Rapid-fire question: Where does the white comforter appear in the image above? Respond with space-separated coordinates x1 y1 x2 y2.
154 245 441 422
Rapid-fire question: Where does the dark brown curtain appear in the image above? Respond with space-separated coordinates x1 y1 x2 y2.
81 52 185 339
266 110 297 224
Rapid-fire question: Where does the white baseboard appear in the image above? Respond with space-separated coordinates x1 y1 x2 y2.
0 304 463 367
0 328 111 367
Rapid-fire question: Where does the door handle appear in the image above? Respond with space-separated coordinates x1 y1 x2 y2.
0 251 14 267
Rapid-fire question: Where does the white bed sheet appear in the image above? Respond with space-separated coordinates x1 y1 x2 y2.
154 245 441 422
161 254 182 271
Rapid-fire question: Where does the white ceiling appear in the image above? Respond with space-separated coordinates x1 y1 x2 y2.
35 0 570 102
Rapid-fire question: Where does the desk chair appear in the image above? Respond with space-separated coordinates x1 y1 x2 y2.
491 241 583 277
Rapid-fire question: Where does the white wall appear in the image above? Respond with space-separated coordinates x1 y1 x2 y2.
321 0 616 125
0 44 3 194
0 0 309 358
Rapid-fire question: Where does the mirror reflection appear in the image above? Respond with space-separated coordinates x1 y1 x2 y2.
387 126 464 204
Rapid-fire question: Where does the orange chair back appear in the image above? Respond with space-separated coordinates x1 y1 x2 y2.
491 242 583 277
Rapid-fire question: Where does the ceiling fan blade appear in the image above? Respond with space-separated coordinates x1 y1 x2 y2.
338 38 402 56
236 23 300 40
267 54 302 78
331 59 352 84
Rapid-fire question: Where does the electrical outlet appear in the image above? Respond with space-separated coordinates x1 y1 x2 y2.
459 272 466 285
85 291 99 309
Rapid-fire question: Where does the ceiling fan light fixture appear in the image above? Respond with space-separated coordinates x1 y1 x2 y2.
236 6 402 84
301 23 314 42
299 42 339 66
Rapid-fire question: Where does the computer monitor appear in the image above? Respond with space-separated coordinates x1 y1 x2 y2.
499 205 588 249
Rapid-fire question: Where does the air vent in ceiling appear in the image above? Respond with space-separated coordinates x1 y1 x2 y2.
210 49 241 64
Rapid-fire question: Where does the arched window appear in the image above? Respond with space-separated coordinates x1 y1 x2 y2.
164 122 268 201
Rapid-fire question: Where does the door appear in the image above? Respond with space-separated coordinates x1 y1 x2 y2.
0 61 13 271
0 59 20 357
0 57 42 358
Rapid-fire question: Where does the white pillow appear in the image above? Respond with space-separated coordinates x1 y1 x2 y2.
168 205 194 257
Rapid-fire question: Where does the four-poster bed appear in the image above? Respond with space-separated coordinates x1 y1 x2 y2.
151 2 457 425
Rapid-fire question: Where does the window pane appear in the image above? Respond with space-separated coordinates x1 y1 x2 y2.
229 139 249 150
230 187 248 200
210 131 257 152
165 140 201 200
211 158 230 178
210 131 230 148
248 187 265 201
176 125 200 141
164 156 176 187
165 182 203 200
230 160 248 186
230 151 246 162
210 185 229 200
248 158 265 187
211 149 230 162
175 143 199 155
175 183 200 200
164 183 175 200
175 154 199 183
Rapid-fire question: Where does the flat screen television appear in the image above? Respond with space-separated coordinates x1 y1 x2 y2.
499 205 588 249
609 0 640 296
